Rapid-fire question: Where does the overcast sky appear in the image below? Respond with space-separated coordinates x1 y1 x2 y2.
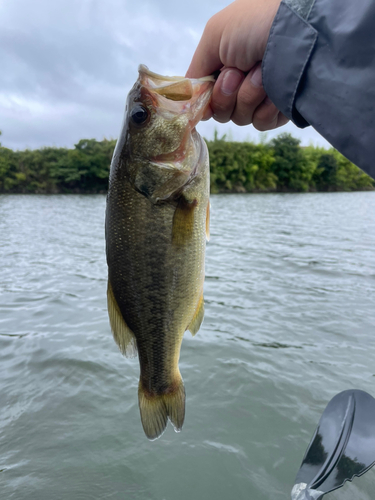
0 0 330 151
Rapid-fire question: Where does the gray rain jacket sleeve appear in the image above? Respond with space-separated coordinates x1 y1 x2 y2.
262 0 375 179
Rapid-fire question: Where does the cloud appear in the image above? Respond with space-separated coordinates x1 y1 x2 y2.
0 0 329 151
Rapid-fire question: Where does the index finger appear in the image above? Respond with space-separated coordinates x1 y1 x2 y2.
185 16 223 79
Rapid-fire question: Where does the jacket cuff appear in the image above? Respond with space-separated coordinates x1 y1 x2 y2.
262 1 318 128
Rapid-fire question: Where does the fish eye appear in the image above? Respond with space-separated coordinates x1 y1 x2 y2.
130 105 149 126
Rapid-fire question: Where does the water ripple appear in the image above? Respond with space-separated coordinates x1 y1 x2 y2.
1 193 375 500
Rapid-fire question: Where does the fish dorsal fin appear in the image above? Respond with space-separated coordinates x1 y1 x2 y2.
154 80 193 101
107 280 137 358
206 201 210 242
188 293 205 336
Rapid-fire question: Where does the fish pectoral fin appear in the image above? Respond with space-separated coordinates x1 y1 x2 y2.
138 376 185 440
188 293 205 336
107 280 137 358
206 201 210 242
172 195 198 247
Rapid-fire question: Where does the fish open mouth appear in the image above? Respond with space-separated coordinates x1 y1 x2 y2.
138 64 215 108
138 64 215 87
137 65 215 169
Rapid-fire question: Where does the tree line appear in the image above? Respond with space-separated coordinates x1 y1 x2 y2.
0 130 373 194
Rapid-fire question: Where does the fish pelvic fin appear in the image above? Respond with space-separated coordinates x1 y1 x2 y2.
138 376 185 440
107 280 137 358
188 293 205 336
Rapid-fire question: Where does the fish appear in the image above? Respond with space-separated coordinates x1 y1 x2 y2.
105 65 214 440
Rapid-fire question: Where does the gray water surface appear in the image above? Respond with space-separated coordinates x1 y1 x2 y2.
1 192 375 500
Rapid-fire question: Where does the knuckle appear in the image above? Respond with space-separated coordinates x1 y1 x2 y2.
211 105 231 123
212 104 232 122
214 115 230 124
253 112 277 131
253 102 279 130
277 114 290 127
231 89 262 126
211 88 235 122
205 13 220 34
237 85 258 109
253 120 274 132
231 112 252 127
212 100 231 119
211 96 227 113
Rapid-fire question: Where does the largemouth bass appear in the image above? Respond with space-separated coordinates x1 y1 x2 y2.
105 65 214 440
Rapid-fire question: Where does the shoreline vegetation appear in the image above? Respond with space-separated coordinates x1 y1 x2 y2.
0 131 373 194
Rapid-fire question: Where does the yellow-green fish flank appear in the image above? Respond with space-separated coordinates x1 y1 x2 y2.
105 65 214 440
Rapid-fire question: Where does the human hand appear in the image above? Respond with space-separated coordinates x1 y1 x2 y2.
186 0 289 131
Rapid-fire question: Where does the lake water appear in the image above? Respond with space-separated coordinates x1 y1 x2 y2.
1 192 375 500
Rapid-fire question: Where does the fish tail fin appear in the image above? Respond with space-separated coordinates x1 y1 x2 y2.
163 377 185 432
138 375 185 440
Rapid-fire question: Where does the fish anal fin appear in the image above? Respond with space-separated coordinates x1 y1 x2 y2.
138 376 185 440
188 293 205 336
206 201 210 242
107 280 137 358
172 196 198 247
